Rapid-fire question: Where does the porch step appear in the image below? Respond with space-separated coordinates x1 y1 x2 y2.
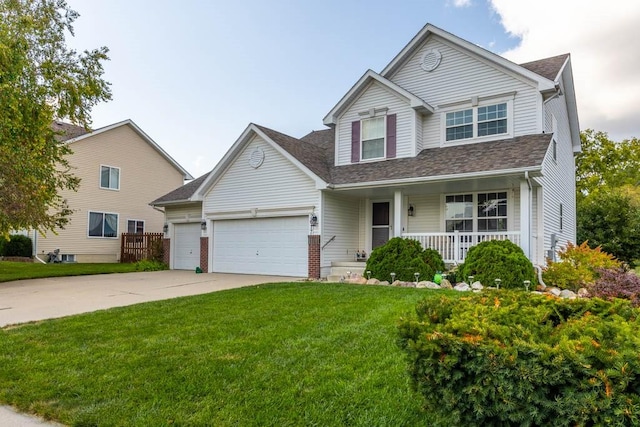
327 261 367 282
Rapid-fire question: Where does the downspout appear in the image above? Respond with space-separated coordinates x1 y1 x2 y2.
32 230 47 264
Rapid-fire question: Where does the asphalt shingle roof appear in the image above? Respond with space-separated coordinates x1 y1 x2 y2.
519 53 569 81
150 173 209 205
52 121 89 141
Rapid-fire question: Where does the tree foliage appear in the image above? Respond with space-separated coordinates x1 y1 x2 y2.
0 0 111 236
576 129 640 196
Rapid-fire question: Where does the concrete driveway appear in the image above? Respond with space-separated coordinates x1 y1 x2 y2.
0 270 299 425
0 270 298 328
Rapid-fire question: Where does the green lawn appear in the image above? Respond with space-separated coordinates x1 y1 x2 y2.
0 261 137 283
0 283 450 426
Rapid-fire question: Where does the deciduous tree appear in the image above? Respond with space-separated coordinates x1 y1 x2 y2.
0 0 111 236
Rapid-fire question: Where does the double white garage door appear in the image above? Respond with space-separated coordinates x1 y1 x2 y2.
213 216 308 277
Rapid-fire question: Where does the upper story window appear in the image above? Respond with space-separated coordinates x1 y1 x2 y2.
442 94 514 144
88 211 118 238
100 165 120 190
361 116 385 160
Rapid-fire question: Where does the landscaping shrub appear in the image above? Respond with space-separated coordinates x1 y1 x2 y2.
0 235 32 257
590 267 640 306
365 237 444 282
543 241 621 291
134 259 167 271
458 239 535 288
398 291 640 426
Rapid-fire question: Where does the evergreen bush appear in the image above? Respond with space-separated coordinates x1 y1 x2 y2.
398 292 640 426
365 237 444 282
458 239 535 288
0 235 33 257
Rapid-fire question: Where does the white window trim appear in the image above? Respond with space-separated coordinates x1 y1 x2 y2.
87 210 119 239
439 95 515 146
441 191 512 232
127 219 145 234
360 115 387 162
100 164 120 191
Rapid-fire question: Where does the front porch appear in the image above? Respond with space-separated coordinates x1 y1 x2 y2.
402 230 522 264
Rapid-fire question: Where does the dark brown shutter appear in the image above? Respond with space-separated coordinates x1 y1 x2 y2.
386 113 396 158
351 120 360 163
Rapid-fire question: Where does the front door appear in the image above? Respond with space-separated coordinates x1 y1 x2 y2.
372 202 390 249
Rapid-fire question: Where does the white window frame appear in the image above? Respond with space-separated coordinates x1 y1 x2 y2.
88 211 119 239
477 191 508 232
60 254 76 262
100 165 120 190
360 116 386 161
127 219 145 234
440 94 514 145
443 191 511 232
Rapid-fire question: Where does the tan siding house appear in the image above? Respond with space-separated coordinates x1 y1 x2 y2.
36 120 192 263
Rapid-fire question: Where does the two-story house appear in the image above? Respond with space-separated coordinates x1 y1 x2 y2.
152 23 579 278
33 119 193 263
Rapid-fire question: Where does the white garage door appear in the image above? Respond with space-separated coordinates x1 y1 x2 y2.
213 216 308 277
173 223 201 270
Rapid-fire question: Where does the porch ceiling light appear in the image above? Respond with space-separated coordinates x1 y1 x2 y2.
408 204 415 216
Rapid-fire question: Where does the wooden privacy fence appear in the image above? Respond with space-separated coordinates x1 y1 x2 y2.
120 232 164 263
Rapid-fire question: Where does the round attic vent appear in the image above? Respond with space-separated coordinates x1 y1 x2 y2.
249 147 265 169
421 48 442 72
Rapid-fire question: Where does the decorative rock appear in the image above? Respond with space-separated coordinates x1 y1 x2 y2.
454 283 471 292
560 289 577 299
547 287 562 297
416 281 429 288
392 280 401 286
471 281 484 291
426 281 441 290
536 283 547 292
366 278 380 285
440 279 453 289
348 277 367 285
378 280 390 286
577 288 590 298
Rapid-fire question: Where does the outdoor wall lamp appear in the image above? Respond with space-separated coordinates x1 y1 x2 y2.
408 204 415 216
310 214 318 227
163 223 169 233
200 220 207 231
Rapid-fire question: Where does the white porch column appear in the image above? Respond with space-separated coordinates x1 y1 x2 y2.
393 190 403 238
520 179 531 258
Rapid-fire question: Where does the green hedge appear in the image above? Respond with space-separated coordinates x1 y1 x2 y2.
398 292 640 426
365 237 444 282
0 235 32 257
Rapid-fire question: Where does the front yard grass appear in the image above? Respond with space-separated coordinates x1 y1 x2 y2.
0 283 451 426
0 261 137 283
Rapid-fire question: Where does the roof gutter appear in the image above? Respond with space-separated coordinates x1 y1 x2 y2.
326 166 543 190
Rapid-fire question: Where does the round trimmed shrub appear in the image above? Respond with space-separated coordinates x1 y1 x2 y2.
365 237 444 282
1 235 32 257
459 239 535 288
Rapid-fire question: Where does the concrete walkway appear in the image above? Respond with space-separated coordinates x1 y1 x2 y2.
0 270 299 426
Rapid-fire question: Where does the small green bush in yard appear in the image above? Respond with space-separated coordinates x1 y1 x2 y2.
134 259 167 271
459 239 536 288
0 235 32 257
365 237 444 282
398 291 640 426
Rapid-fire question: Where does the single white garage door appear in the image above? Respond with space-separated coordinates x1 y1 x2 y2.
173 223 201 270
213 216 308 277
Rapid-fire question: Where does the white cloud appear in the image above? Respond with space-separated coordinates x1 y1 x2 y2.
450 0 472 8
489 0 640 140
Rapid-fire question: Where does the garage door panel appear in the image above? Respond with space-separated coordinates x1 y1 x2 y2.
213 216 307 276
174 223 201 270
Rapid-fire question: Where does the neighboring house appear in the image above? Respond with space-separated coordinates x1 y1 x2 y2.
32 119 193 263
152 23 580 278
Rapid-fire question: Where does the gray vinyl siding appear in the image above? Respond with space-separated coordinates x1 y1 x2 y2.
336 81 414 166
387 36 540 148
540 86 577 259
321 192 360 268
204 135 320 213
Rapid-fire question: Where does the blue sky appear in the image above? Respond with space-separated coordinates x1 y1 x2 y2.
66 0 640 178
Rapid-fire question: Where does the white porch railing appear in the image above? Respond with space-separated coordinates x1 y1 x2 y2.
402 231 522 264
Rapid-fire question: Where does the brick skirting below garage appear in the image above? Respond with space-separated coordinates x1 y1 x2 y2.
308 235 320 279
200 237 209 272
163 238 170 266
